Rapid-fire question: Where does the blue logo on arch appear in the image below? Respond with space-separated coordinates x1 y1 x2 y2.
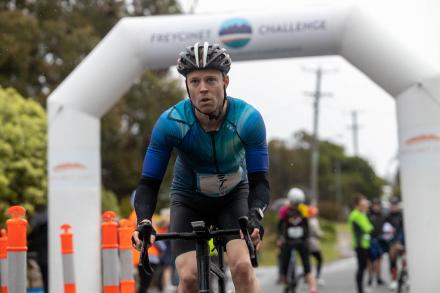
219 18 252 49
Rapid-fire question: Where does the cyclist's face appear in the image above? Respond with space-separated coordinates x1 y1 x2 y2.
186 69 229 113
372 203 381 212
390 204 400 213
358 198 369 213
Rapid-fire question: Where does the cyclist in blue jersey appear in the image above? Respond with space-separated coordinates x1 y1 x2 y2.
131 42 269 293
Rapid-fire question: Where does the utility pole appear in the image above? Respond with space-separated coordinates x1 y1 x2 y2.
303 66 335 206
349 110 361 156
188 0 199 13
334 160 342 207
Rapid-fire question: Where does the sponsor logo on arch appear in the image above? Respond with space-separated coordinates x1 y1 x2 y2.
53 162 87 172
219 18 253 49
402 133 440 154
405 134 440 145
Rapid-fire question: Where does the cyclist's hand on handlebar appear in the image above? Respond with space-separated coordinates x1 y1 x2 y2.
249 227 262 250
131 219 156 251
247 208 265 246
131 230 143 251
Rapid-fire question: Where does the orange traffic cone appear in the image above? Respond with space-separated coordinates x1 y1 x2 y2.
0 229 7 293
6 206 27 293
102 211 120 293
60 224 76 293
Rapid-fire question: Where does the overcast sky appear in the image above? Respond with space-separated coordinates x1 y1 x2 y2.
172 0 438 179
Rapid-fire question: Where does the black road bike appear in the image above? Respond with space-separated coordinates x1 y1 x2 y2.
283 244 306 293
284 248 298 293
138 216 258 293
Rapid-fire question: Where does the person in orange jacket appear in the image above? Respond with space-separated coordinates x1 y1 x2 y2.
157 208 176 291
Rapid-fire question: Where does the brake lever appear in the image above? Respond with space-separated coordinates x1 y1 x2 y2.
138 222 154 275
238 216 259 267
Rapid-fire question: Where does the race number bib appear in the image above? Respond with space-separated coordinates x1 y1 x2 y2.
196 168 243 197
287 227 304 239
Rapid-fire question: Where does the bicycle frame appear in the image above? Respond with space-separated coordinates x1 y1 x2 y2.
210 236 228 292
138 216 257 293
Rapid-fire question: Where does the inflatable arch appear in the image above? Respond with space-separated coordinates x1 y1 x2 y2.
48 1 440 292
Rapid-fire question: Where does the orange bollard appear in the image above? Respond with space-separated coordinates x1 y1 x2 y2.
0 229 7 293
60 224 76 293
6 205 27 293
102 211 120 293
128 211 140 267
118 219 135 293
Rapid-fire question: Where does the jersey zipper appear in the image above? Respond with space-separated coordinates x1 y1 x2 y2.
209 132 220 173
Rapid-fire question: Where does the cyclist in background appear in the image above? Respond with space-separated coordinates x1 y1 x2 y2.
157 208 176 292
383 196 405 291
131 42 269 293
348 193 373 293
278 187 318 293
367 198 385 287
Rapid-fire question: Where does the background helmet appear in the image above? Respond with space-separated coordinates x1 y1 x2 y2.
287 187 306 204
177 42 231 76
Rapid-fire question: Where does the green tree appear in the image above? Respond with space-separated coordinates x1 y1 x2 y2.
339 156 384 203
0 87 47 217
102 187 121 216
1 0 184 210
101 70 184 203
268 130 384 220
268 138 309 198
0 3 101 104
0 0 182 103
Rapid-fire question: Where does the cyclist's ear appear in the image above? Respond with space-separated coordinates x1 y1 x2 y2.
223 74 229 87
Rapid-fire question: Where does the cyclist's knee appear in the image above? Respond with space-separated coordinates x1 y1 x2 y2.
178 271 197 291
230 260 254 284
389 249 398 260
175 252 197 291
176 264 197 291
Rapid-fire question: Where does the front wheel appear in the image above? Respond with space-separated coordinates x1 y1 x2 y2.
284 283 296 293
284 274 297 293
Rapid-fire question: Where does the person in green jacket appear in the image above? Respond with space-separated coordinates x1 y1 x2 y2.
348 194 373 293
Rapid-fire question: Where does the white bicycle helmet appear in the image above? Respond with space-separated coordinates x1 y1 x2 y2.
177 42 231 76
287 187 306 204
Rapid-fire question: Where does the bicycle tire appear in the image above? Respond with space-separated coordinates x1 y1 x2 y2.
397 270 408 293
284 283 297 293
284 250 297 293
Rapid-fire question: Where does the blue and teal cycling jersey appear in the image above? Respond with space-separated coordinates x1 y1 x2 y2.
141 96 269 197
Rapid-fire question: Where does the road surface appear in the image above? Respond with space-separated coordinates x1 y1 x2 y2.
257 257 408 293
